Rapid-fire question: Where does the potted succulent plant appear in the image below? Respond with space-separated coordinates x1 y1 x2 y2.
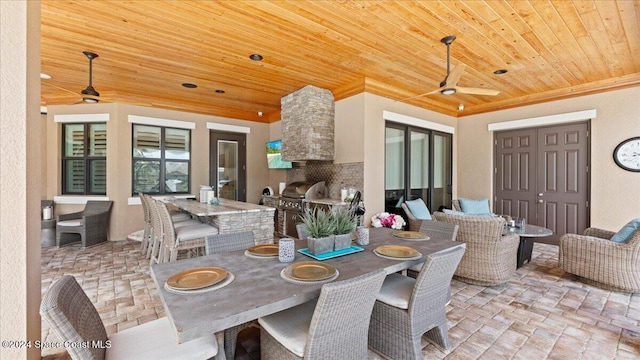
331 207 357 251
300 207 335 255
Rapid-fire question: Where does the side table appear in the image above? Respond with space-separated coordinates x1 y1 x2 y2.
41 219 57 247
505 224 553 268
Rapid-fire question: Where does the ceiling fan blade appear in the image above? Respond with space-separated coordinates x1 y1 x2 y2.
396 88 442 102
444 64 466 87
455 86 500 96
43 82 80 97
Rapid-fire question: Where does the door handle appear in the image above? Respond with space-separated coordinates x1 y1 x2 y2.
537 199 544 204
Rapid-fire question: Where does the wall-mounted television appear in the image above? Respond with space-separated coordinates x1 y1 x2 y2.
266 139 292 169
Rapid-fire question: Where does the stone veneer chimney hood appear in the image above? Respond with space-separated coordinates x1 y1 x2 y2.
281 85 334 161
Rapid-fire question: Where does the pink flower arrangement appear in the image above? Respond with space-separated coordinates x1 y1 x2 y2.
371 212 406 230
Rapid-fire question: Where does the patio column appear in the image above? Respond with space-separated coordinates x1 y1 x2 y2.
0 1 42 359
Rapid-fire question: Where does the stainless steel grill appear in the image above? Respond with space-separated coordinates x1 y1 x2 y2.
279 181 327 237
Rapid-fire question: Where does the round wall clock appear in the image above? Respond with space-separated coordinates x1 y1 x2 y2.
613 137 640 172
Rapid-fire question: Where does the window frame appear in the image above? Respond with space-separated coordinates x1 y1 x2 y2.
131 124 191 196
61 122 107 195
385 121 453 213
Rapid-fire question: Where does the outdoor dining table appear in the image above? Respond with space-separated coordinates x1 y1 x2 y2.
150 227 463 360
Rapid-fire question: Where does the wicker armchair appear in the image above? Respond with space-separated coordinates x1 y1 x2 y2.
401 203 428 231
40 275 218 360
452 199 512 222
433 211 519 286
369 245 466 359
259 270 386 360
56 201 113 248
559 227 640 292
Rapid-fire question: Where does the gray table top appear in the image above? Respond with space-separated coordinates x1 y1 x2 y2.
504 223 553 237
150 227 462 343
169 198 275 217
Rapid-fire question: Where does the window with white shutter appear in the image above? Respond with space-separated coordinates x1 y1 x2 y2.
62 123 107 195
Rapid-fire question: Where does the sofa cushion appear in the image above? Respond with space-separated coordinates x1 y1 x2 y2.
458 198 491 214
610 218 640 243
57 220 83 227
443 209 467 216
405 198 432 220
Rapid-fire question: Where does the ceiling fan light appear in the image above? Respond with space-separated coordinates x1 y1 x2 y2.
82 97 99 103
441 88 456 95
81 85 100 97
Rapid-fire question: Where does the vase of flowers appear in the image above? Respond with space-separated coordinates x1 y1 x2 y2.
371 212 406 230
331 207 357 251
300 208 335 255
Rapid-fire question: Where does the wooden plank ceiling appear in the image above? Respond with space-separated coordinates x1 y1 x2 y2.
40 0 640 122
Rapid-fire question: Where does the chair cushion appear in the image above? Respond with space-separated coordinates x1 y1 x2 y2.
175 223 218 242
258 300 317 357
458 198 491 214
443 209 467 216
170 211 191 222
610 218 640 243
405 199 432 220
376 273 415 310
173 219 203 229
57 220 83 227
106 317 218 360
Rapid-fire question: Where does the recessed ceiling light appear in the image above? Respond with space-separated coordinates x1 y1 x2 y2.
493 69 508 75
40 73 52 79
249 54 263 61
182 83 197 89
215 89 225 94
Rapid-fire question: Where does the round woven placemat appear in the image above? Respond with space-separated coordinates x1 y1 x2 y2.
244 250 278 259
164 272 235 295
280 268 339 285
373 250 423 261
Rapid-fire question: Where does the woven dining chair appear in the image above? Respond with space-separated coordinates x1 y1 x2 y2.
205 230 256 255
259 269 386 360
204 230 257 360
138 193 153 255
156 200 218 262
369 244 466 359
147 198 204 264
40 275 218 360
296 223 309 240
407 220 459 278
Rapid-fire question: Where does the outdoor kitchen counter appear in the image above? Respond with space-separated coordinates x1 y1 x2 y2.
171 199 275 244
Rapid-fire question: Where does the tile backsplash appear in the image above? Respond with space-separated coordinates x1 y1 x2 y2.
287 161 364 200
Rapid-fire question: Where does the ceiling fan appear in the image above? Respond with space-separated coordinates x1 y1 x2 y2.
80 51 100 103
401 36 500 102
41 51 102 105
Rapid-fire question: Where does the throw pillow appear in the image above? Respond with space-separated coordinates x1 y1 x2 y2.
458 198 491 215
405 198 432 220
610 218 640 243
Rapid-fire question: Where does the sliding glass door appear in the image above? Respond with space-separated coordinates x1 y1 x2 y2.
385 122 452 215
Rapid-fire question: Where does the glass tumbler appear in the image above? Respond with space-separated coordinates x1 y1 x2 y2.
356 226 369 246
278 238 295 263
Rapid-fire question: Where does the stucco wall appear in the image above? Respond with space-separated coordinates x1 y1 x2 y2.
0 1 41 359
457 86 640 230
45 103 272 240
